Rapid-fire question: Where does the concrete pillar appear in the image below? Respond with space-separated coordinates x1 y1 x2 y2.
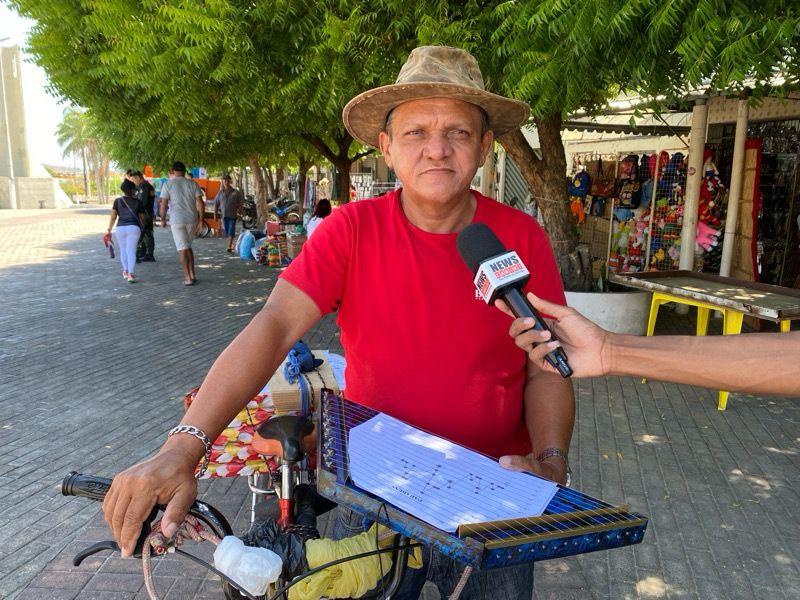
679 98 708 271
719 97 750 277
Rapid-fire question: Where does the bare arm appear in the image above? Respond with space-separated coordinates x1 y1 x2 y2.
607 330 800 396
499 365 575 485
195 195 205 234
159 198 169 227
503 292 800 397
107 208 118 232
103 279 322 555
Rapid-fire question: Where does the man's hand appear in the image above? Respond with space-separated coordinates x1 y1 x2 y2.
495 292 612 378
195 220 203 236
499 454 568 485
102 449 198 557
160 215 168 228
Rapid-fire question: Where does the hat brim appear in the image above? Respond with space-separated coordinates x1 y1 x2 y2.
343 82 530 148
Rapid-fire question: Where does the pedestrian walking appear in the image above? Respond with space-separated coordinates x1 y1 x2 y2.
213 174 244 253
130 170 157 262
107 179 144 283
159 161 205 285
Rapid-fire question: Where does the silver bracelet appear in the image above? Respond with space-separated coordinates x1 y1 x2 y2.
168 425 213 479
536 447 572 487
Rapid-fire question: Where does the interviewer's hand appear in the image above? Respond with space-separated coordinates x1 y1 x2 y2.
102 448 198 557
495 292 612 378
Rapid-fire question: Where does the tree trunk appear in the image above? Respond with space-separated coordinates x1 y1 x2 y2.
264 167 276 199
80 147 90 199
100 156 110 202
499 115 591 291
300 131 374 204
248 154 269 225
332 156 351 204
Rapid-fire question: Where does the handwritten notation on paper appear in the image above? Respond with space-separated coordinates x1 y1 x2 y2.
348 413 558 532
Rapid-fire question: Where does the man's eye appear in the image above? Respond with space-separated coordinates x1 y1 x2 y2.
449 130 470 138
404 129 423 136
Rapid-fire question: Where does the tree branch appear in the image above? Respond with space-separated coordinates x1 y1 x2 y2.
300 133 336 163
351 148 377 161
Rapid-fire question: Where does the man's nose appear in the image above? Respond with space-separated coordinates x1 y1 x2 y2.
422 132 451 160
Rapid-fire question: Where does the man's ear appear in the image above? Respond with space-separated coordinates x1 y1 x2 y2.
378 131 393 169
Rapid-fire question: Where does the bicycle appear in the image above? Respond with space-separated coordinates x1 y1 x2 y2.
63 399 413 600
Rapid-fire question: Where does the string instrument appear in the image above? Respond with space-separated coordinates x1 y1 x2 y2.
317 391 648 569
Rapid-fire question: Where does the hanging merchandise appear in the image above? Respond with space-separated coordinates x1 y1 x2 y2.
568 164 590 224
304 178 316 211
606 151 658 275
589 159 616 198
648 151 686 272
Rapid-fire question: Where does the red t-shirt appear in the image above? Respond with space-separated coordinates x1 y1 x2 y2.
281 190 566 458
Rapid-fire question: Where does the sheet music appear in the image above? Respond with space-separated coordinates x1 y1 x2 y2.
348 413 558 532
323 351 347 390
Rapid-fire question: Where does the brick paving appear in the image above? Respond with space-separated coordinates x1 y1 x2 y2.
1 206 799 600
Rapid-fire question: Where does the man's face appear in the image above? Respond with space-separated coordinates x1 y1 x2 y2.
223 178 232 189
130 175 142 185
378 98 492 207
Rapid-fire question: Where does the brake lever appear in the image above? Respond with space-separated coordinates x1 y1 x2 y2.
72 506 159 565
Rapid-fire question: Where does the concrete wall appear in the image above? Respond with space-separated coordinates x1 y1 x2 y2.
15 177 59 209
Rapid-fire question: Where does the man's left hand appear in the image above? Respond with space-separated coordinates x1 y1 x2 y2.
195 221 203 235
499 454 568 485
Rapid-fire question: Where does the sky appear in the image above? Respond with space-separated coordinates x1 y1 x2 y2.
1 2 69 168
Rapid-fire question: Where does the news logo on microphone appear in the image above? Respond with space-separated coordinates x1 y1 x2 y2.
473 250 530 304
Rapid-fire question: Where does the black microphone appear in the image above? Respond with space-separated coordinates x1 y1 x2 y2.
457 223 573 378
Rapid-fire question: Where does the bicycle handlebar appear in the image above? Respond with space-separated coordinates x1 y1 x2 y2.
61 472 234 558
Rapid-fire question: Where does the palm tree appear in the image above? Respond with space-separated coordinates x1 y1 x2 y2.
56 108 91 200
56 108 110 203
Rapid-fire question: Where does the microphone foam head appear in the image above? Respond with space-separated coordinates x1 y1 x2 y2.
457 223 507 274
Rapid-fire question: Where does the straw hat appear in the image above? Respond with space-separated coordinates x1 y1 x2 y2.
343 46 530 148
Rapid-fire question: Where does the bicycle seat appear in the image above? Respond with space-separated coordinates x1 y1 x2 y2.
252 415 315 462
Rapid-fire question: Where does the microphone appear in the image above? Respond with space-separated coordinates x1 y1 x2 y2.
457 223 573 378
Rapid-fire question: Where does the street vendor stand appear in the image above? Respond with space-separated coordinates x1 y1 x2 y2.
610 271 800 409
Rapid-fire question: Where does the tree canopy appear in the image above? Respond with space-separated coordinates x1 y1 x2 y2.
12 0 800 274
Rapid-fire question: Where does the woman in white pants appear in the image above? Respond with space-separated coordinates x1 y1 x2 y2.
107 179 145 283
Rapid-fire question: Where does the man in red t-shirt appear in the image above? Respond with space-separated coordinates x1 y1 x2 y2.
104 46 574 599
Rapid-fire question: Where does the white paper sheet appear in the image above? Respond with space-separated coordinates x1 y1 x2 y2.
323 351 347 390
348 413 558 532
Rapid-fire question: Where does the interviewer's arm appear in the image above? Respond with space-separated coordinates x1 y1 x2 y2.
502 292 800 397
606 330 800 396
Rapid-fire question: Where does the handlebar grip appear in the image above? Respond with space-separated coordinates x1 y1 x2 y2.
62 471 112 502
61 471 235 540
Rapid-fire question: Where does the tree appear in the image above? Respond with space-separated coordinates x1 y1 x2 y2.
16 0 799 288
55 107 111 203
483 0 800 289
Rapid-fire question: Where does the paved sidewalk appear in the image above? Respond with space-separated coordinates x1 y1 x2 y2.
1 207 799 599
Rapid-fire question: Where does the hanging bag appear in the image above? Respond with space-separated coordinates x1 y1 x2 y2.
618 180 642 209
589 159 616 198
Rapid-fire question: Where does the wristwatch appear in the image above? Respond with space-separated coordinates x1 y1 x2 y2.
536 447 572 487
